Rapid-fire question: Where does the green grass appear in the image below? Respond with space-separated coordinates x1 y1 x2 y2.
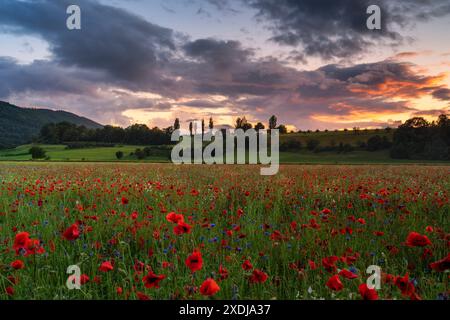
1 143 448 165
0 163 448 300
0 144 170 162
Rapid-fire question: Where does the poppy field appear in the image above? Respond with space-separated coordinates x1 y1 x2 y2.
0 163 448 300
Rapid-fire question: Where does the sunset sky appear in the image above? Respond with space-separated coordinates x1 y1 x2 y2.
0 0 449 130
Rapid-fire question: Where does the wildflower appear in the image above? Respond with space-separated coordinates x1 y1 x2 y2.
63 224 80 241
405 232 432 247
185 250 203 273
200 278 220 296
358 283 378 300
429 254 450 272
99 260 114 272
326 275 343 291
338 269 358 279
249 269 268 283
174 221 192 235
10 260 24 270
242 259 253 271
142 271 166 289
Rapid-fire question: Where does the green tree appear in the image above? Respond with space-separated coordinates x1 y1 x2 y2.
209 117 214 130
174 118 180 130
255 122 265 131
269 115 277 130
134 148 146 160
235 117 243 129
306 139 320 151
278 124 288 134
115 151 124 160
29 146 46 159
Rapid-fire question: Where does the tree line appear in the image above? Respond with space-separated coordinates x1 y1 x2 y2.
390 114 449 160
39 122 173 145
38 115 285 145
36 114 449 161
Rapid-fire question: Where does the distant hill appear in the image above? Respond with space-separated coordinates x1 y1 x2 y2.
0 101 102 148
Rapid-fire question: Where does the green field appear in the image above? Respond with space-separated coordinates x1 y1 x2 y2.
1 143 448 165
0 144 170 162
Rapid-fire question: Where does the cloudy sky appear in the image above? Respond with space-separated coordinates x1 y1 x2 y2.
0 0 449 130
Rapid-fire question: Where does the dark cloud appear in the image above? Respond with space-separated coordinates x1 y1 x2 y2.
0 57 103 97
179 40 301 96
240 0 450 60
180 100 227 108
184 39 253 71
432 88 450 101
0 0 176 82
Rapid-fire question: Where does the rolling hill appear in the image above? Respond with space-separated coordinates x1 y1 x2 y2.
0 101 102 148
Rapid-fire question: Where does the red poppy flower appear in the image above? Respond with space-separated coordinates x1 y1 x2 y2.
99 260 114 272
166 212 184 224
5 286 14 296
142 271 166 289
185 250 203 273
394 274 415 296
308 260 317 270
13 232 45 256
80 274 90 285
219 265 229 280
359 283 378 300
10 260 24 270
338 269 358 279
121 197 129 205
429 254 450 272
63 224 80 241
116 287 123 295
242 259 253 271
405 232 432 247
249 269 268 283
270 230 284 241
326 275 344 291
174 221 192 235
322 256 339 273
200 278 220 296
13 232 30 251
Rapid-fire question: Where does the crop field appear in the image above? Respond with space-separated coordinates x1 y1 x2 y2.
0 163 448 300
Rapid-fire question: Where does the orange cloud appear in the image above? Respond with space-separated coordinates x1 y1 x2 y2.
348 74 447 99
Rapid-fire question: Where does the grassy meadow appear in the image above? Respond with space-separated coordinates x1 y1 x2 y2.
0 163 448 300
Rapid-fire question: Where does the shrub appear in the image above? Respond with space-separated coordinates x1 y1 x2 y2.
134 148 146 160
306 139 320 151
29 146 46 159
280 139 302 152
115 151 124 160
